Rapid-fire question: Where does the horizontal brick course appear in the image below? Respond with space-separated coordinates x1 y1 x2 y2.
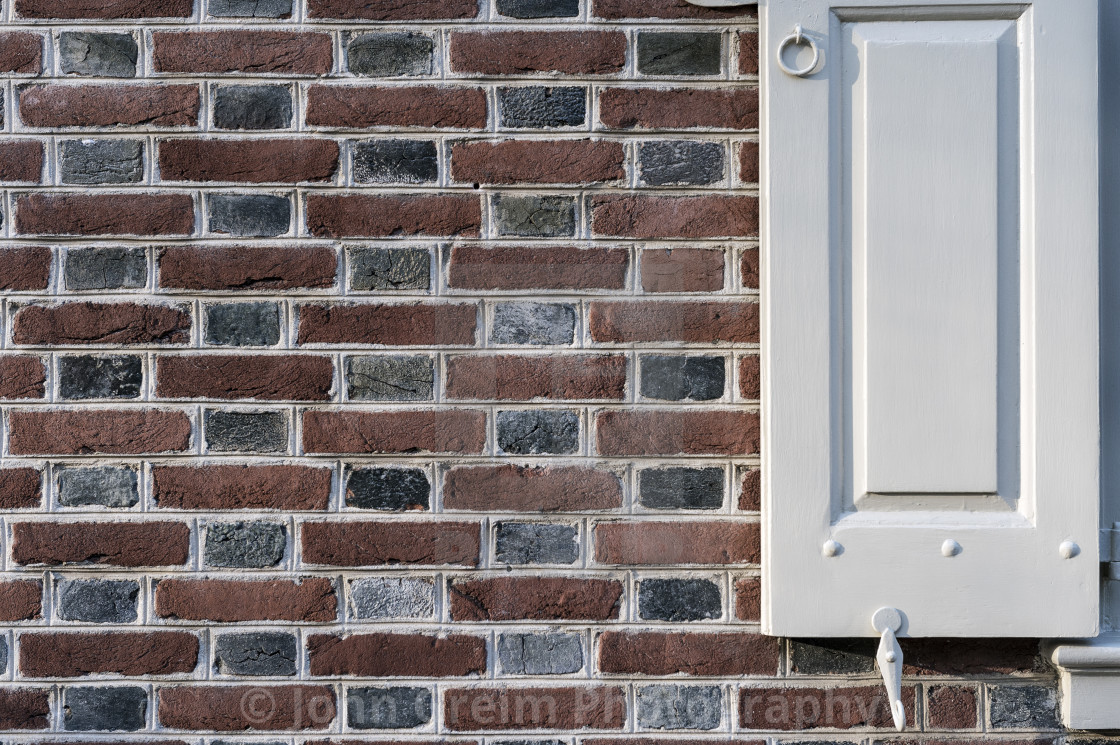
153 464 332 510
303 410 486 453
158 685 336 730
444 686 627 730
158 139 339 183
152 31 333 74
598 631 779 676
16 0 191 17
600 88 759 130
308 0 478 19
307 194 482 238
449 577 623 621
298 302 477 345
592 194 759 238
159 245 338 290
451 139 625 185
15 193 195 236
590 301 758 343
301 521 481 566
448 245 629 291
306 85 487 129
450 31 627 75
9 409 192 455
13 301 191 345
307 632 487 676
594 521 760 564
446 354 627 400
19 631 199 677
156 354 334 400
443 464 623 511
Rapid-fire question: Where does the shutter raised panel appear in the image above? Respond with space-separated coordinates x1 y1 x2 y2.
762 0 1100 637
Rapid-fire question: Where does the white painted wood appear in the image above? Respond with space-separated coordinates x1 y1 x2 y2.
1051 634 1120 728
762 0 1100 637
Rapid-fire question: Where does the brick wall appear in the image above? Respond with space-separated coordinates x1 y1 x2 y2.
0 0 1065 739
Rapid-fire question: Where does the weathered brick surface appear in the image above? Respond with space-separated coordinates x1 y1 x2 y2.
0 4 1058 742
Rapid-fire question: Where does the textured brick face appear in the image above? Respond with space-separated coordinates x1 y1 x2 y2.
0 5 1057 742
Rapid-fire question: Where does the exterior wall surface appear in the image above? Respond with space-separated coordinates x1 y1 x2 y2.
0 0 1075 741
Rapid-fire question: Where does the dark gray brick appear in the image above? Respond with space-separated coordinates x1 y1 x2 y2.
638 578 722 622
499 86 585 128
789 639 876 675
204 410 289 453
214 632 297 676
497 409 579 455
0 636 8 673
59 32 137 77
639 467 723 510
637 32 722 76
347 355 434 401
205 521 286 568
637 685 722 730
60 139 143 185
497 0 578 17
208 194 291 237
989 685 1060 729
346 467 430 511
491 302 576 345
495 522 579 565
209 0 292 16
639 141 725 186
58 466 139 508
348 687 432 729
495 195 576 237
498 632 583 674
347 33 434 76
63 686 147 731
349 577 435 620
57 579 139 623
641 355 725 401
353 140 438 184
213 85 292 130
205 302 281 346
65 246 148 290
59 355 143 400
350 247 431 291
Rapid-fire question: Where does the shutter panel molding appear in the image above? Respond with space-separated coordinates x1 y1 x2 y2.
762 0 1100 637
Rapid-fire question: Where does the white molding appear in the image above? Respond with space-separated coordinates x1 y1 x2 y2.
682 0 757 6
1050 635 1120 729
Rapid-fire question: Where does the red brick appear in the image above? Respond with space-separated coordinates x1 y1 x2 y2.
13 302 190 345
0 689 49 730
20 632 199 678
448 245 628 291
0 580 43 621
0 140 43 182
153 465 332 511
8 409 191 455
739 141 760 183
153 31 332 74
739 31 760 75
739 355 760 399
159 245 337 291
588 740 760 745
740 686 917 730
0 355 46 399
600 88 758 130
156 578 337 622
446 354 626 401
159 139 338 183
16 0 190 17
156 355 334 401
592 194 758 238
445 686 625 731
449 577 622 621
0 32 42 73
598 631 779 676
158 685 336 731
15 193 194 236
739 467 761 511
740 247 759 289
307 194 481 238
444 465 623 512
0 246 51 291
641 248 724 292
735 577 761 621
450 31 625 75
308 633 486 677
594 521 760 565
12 521 190 567
590 300 758 343
19 84 199 127
303 410 486 454
0 469 41 510
593 0 754 19
927 685 978 729
597 410 759 456
899 639 1042 675
452 140 624 185
309 0 477 19
307 86 486 129
302 521 481 566
298 302 477 345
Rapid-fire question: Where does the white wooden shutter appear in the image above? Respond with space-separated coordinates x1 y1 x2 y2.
762 0 1100 637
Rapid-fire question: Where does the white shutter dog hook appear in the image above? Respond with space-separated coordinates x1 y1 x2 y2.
872 607 906 731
